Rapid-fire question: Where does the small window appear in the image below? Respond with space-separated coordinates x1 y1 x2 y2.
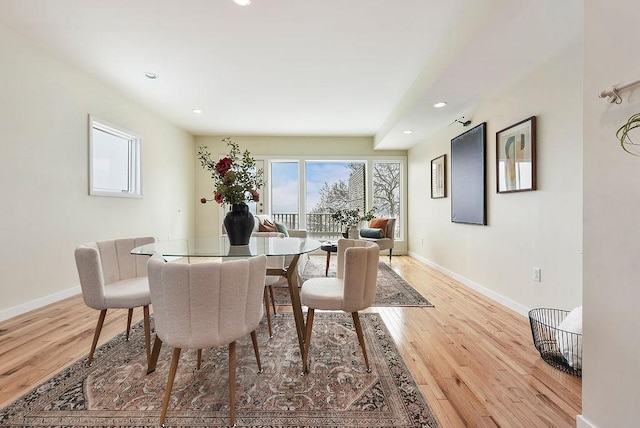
89 116 141 198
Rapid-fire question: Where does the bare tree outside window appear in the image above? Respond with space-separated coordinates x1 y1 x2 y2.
313 180 349 212
373 162 401 237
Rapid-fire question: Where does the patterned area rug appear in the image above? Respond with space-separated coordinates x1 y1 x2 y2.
0 313 439 428
273 256 433 307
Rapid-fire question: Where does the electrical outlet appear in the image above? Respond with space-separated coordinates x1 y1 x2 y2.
421 237 424 244
533 268 541 282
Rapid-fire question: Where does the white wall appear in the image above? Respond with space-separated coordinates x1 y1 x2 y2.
0 23 195 317
582 0 640 426
408 41 583 315
193 135 406 244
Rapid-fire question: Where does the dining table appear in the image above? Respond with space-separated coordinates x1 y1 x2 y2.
131 236 321 370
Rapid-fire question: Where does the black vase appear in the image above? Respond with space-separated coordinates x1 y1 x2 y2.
224 203 255 246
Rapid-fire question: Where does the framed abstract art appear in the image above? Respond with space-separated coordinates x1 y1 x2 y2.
496 116 537 193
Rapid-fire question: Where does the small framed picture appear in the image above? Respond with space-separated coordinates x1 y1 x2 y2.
496 116 536 193
430 154 446 198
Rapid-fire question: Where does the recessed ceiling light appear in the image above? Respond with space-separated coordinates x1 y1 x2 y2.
233 0 251 5
433 102 447 108
192 109 203 114
144 72 158 79
403 130 413 134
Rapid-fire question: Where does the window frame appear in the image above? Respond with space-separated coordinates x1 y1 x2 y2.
371 160 403 239
88 115 142 198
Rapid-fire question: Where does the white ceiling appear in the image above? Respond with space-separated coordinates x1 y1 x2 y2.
0 0 582 149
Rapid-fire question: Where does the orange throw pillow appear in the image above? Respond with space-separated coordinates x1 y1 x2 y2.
369 218 388 238
258 219 278 232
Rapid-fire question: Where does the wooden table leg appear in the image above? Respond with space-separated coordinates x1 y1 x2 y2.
285 254 306 359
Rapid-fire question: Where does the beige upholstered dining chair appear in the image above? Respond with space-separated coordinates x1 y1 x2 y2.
251 231 286 337
74 237 154 366
300 239 380 373
147 254 267 427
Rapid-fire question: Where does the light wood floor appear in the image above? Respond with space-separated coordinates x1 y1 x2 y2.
0 255 581 426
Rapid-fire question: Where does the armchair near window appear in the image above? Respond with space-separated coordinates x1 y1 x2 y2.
358 217 396 261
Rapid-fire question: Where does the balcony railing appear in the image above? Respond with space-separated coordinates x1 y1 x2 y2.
271 213 344 240
271 212 400 240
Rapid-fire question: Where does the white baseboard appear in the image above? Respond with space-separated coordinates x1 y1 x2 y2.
408 251 530 317
577 415 596 428
0 286 81 322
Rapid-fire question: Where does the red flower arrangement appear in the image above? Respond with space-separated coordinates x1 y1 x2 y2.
197 138 263 205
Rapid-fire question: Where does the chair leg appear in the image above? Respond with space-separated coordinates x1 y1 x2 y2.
325 250 331 276
147 334 163 374
87 309 107 366
160 348 181 427
302 308 315 374
264 288 273 338
229 341 236 427
126 308 133 341
351 312 371 372
389 248 392 262
196 349 202 370
143 305 151 365
250 330 262 373
268 285 277 315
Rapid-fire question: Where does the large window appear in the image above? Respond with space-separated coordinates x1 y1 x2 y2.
267 157 404 241
89 116 141 198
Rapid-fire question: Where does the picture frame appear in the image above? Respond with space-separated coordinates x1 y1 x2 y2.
451 123 487 225
496 116 536 193
430 154 446 198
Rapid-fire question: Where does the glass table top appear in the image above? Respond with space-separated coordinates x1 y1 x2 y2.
131 236 321 258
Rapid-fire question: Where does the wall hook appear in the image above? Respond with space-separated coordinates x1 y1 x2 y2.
448 116 472 127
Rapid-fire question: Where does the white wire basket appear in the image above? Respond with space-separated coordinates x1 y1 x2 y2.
528 308 582 377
